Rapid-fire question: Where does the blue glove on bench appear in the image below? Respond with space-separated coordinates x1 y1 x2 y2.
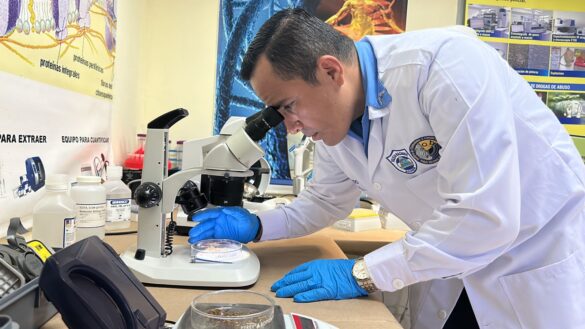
271 259 368 303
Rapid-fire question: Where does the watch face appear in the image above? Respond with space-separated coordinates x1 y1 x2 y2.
354 260 369 280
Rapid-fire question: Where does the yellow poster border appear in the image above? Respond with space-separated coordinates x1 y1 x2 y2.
465 0 585 138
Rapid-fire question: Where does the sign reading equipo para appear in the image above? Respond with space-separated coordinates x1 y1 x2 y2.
0 0 117 232
465 0 585 136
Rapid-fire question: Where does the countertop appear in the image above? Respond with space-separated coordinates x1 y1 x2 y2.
40 229 403 329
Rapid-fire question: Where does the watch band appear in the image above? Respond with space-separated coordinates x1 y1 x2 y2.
353 258 378 293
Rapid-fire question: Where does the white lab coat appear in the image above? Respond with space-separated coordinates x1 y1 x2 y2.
259 28 585 328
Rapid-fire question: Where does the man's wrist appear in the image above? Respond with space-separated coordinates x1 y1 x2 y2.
253 215 263 242
352 257 379 293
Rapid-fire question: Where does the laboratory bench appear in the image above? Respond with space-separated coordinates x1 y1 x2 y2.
40 229 404 329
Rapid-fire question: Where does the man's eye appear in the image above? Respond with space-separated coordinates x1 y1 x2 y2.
284 103 295 113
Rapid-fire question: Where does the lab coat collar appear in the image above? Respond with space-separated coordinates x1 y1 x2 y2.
353 40 393 156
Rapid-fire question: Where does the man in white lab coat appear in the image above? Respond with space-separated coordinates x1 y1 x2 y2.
189 9 585 329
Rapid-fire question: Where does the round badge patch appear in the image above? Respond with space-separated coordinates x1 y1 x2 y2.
409 136 441 164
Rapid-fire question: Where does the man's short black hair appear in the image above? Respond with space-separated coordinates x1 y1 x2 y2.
240 8 355 84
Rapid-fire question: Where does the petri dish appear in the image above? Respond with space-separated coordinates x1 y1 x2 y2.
191 290 275 329
190 239 243 262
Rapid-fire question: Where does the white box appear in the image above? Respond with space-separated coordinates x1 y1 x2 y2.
379 208 411 231
333 209 382 232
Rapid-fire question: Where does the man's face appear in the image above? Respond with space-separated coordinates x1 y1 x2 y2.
250 55 353 146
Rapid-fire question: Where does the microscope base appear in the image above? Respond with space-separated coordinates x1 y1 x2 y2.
120 244 260 287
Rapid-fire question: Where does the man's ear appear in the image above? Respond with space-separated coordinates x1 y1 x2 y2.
317 55 344 86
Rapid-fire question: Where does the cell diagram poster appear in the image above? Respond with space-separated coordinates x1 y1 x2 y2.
465 0 585 136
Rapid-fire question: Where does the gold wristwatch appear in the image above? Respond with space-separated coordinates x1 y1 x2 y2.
352 257 378 293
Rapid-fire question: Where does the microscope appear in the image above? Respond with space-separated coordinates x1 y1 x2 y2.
172 115 273 235
120 107 283 287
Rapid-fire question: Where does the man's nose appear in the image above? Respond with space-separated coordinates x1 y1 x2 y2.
284 118 302 134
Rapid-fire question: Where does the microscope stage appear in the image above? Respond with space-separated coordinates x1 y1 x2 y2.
121 244 260 287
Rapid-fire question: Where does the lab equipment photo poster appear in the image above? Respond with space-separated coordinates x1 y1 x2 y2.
214 0 408 188
0 0 117 231
465 0 585 138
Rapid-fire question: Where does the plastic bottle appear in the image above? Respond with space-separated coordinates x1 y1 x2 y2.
135 133 146 154
176 140 184 170
32 174 77 249
169 139 178 170
103 166 132 230
123 133 146 171
123 133 173 171
71 175 106 241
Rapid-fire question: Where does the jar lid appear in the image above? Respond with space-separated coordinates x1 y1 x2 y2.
46 174 69 190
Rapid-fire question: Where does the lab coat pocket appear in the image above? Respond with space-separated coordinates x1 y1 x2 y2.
405 168 443 211
498 249 585 329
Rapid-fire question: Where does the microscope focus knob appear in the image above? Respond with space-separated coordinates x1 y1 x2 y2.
134 182 163 208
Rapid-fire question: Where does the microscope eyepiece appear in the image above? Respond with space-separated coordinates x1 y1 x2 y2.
244 106 284 142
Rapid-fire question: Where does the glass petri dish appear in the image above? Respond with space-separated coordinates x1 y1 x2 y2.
190 239 243 262
190 290 275 329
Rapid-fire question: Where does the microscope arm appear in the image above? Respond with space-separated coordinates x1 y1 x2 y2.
160 168 203 214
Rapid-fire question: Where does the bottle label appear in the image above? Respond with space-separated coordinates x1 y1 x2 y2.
76 203 106 228
106 198 131 222
64 217 76 247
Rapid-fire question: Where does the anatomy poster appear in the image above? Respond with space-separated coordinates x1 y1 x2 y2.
215 0 407 187
0 0 117 231
466 0 585 136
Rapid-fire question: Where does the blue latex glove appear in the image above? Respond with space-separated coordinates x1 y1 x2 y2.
188 207 260 244
271 259 368 303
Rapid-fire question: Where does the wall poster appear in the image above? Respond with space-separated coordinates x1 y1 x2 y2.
215 0 408 189
465 0 585 137
0 0 117 231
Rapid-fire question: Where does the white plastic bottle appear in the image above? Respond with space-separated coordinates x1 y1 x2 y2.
32 174 77 249
103 166 132 230
71 175 106 241
176 140 184 170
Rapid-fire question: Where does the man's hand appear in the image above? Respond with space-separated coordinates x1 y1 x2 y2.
188 207 260 244
271 259 368 303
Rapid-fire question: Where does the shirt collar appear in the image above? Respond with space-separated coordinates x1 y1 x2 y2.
355 39 392 109
347 40 392 156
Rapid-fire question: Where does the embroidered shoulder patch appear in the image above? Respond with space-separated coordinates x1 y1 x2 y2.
386 149 417 174
409 136 441 164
